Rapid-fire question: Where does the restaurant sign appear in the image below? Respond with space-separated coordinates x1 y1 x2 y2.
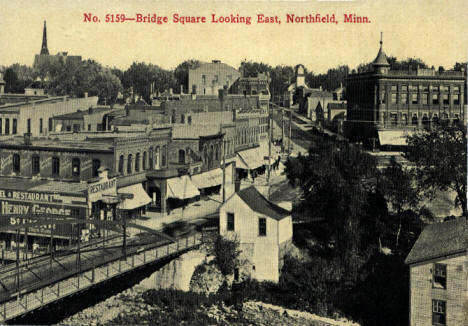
88 177 117 202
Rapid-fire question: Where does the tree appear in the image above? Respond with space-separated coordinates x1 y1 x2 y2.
404 124 467 216
284 139 379 263
239 61 272 78
210 235 242 276
94 69 123 105
3 68 19 93
378 157 419 246
173 59 200 94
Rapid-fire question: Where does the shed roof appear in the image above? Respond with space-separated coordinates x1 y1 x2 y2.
405 218 468 265
237 186 290 220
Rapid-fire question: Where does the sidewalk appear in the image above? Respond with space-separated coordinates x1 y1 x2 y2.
131 162 290 235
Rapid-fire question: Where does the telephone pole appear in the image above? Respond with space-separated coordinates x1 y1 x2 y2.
288 108 292 155
222 138 226 203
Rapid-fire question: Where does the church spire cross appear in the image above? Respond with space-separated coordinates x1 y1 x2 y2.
40 20 49 55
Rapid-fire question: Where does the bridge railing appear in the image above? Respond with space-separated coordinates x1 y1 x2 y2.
0 232 202 320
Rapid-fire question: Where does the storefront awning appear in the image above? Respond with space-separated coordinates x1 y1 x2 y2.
378 130 413 146
167 175 200 200
117 183 151 210
236 147 265 170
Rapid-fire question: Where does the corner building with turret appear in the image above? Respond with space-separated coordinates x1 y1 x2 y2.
345 38 466 148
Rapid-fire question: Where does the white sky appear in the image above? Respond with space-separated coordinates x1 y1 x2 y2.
0 0 467 73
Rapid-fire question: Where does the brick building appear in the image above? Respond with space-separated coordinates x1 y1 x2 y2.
405 218 468 326
188 60 240 95
345 38 466 147
0 96 99 137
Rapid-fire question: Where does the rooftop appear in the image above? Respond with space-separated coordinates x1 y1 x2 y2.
53 107 114 119
0 136 114 152
405 218 468 265
237 186 291 220
0 176 87 196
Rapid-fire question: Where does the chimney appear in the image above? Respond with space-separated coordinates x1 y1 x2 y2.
24 133 32 146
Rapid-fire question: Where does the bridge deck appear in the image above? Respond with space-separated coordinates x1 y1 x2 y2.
0 232 202 322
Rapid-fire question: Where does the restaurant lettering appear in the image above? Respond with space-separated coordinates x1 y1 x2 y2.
88 177 117 202
0 190 56 202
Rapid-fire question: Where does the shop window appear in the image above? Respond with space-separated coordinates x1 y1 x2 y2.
92 159 101 177
453 94 460 105
181 114 185 124
412 115 418 125
52 157 60 175
118 155 124 174
72 158 80 177
12 119 17 134
411 94 418 105
401 85 408 92
433 94 439 105
13 154 20 173
433 264 447 289
32 155 40 175
430 85 439 92
227 213 235 231
143 151 147 170
48 118 53 133
432 300 446 325
259 218 267 236
391 93 397 104
440 85 449 92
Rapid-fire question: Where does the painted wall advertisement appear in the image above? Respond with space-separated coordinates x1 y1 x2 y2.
0 189 85 238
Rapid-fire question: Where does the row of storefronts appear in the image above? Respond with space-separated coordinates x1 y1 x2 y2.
0 137 270 254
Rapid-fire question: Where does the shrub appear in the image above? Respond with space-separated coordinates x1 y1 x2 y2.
210 235 242 276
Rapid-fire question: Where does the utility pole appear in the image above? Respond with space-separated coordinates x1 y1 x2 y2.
267 101 272 199
222 138 226 203
288 108 292 155
281 104 285 153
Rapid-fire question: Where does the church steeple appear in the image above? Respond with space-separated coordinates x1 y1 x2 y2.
40 21 49 55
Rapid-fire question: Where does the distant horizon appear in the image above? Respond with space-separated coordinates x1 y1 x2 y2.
1 0 467 74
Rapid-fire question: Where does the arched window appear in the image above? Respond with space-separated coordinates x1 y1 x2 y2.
178 149 185 164
52 157 60 176
143 151 147 170
154 146 160 169
135 153 140 172
13 154 20 173
188 116 192 124
92 159 101 177
204 145 208 164
210 144 214 168
127 154 133 174
161 145 166 167
149 148 154 169
118 155 124 174
181 114 185 124
412 115 418 126
215 144 219 161
432 114 439 125
32 155 40 175
72 158 80 177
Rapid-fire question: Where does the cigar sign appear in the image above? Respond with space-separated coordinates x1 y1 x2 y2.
88 176 117 202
